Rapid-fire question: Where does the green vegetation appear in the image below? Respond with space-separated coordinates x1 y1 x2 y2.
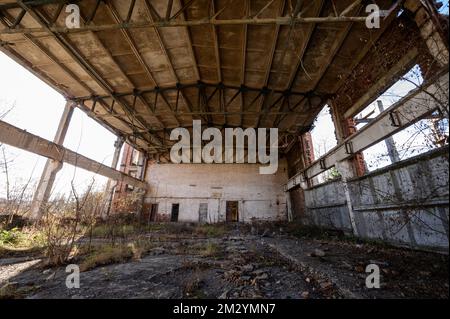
0 228 22 245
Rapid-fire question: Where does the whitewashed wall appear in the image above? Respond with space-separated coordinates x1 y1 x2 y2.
144 160 289 223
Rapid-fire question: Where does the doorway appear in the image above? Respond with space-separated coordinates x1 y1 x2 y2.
171 203 180 222
226 201 239 222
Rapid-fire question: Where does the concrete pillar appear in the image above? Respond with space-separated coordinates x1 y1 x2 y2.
299 133 315 187
30 101 75 220
330 101 361 236
103 136 124 218
335 160 359 236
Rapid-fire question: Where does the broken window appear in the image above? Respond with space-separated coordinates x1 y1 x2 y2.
131 148 141 166
126 170 138 191
310 106 338 184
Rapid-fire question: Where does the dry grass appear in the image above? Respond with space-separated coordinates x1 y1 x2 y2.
79 245 133 272
182 273 206 298
0 227 47 259
200 242 223 257
90 224 136 238
194 224 228 237
0 283 19 299
0 281 41 299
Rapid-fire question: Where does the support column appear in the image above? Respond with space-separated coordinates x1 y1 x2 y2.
103 136 124 218
299 132 315 187
330 101 361 236
330 102 366 177
30 101 75 220
378 100 400 164
335 160 359 236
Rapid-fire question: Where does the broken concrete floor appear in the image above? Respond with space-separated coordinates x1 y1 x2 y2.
0 225 448 299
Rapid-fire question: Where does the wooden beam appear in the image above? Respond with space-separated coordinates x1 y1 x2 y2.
0 120 148 190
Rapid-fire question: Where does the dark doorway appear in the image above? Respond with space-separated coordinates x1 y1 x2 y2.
149 204 158 222
226 201 239 222
171 203 180 222
199 203 208 223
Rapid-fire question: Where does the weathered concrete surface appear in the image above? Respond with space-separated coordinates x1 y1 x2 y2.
144 160 289 223
30 102 74 220
301 147 449 251
2 235 326 299
1 225 447 299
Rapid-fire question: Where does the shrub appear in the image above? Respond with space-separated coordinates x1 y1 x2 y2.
0 228 22 245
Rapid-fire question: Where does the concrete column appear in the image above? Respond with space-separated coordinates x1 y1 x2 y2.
330 102 366 177
103 136 124 218
335 160 359 236
30 101 75 220
330 101 361 236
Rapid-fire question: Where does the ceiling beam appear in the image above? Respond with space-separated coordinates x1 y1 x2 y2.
210 0 224 125
255 0 286 128
329 1 401 94
239 0 250 127
71 82 309 102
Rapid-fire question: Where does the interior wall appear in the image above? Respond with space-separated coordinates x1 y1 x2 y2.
301 147 449 252
143 160 289 223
